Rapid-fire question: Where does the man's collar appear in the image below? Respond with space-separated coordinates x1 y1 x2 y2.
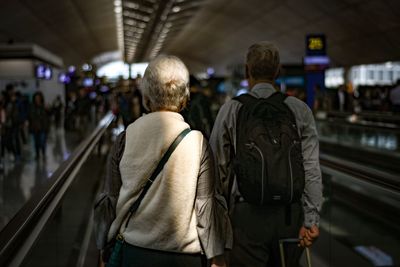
249 82 277 98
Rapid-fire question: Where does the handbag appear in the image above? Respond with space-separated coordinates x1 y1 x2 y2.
106 128 191 267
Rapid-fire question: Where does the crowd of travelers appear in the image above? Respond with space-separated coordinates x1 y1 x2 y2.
0 81 87 167
313 82 400 114
0 84 58 167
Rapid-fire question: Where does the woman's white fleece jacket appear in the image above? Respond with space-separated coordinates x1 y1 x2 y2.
108 111 204 254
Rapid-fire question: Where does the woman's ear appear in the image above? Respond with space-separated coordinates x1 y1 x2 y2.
142 95 151 112
275 65 281 79
178 95 189 112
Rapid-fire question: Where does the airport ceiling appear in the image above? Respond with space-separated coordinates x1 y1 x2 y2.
1 0 400 75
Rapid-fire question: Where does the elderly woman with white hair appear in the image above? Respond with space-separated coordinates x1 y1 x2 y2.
95 55 232 267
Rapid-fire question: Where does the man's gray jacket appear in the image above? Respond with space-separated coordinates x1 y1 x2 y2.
209 83 323 228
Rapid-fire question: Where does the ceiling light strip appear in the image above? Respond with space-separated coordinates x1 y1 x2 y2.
114 0 125 59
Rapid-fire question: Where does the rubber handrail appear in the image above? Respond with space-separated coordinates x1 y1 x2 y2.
320 153 400 192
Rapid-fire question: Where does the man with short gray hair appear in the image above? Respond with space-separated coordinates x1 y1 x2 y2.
210 42 322 266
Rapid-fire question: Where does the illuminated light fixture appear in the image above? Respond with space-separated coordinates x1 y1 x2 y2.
172 6 181 13
123 11 150 22
114 6 122 13
125 38 140 43
124 2 139 9
138 22 147 28
114 0 121 6
97 60 130 79
68 65 76 73
137 28 145 33
82 63 92 71
124 2 153 14
207 67 215 76
303 56 330 65
125 19 135 25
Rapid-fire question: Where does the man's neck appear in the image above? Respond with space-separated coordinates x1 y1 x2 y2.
249 79 274 90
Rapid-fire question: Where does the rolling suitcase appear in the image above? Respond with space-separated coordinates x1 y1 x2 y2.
279 238 312 267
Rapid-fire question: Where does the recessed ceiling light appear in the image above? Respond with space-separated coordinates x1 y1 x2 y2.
114 6 122 13
172 6 181 13
124 2 139 9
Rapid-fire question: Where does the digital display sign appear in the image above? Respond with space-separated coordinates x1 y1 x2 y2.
306 34 326 56
83 78 94 87
58 73 71 84
35 64 52 80
304 56 330 65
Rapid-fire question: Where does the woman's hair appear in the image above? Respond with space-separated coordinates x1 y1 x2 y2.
141 55 190 112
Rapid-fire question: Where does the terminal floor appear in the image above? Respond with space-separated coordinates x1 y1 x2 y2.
311 171 400 267
0 126 88 231
21 159 400 267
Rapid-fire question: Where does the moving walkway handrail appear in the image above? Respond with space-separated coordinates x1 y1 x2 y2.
327 110 400 123
0 113 115 267
320 153 400 192
317 116 400 130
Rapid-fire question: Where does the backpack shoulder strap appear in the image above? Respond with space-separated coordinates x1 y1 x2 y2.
267 92 298 126
233 93 258 106
266 91 288 103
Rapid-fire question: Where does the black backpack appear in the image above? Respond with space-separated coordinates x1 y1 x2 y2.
233 92 305 205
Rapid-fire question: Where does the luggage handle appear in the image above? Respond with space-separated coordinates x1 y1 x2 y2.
279 238 311 267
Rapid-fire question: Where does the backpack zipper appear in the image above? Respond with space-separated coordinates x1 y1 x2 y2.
246 142 265 204
288 141 297 203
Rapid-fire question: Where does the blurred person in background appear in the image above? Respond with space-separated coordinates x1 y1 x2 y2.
4 85 21 162
335 85 350 112
75 88 91 132
379 87 390 112
29 92 50 161
183 75 214 139
361 89 373 111
16 91 29 145
390 80 400 113
131 80 145 123
65 91 77 130
52 95 63 128
118 90 133 129
313 84 326 112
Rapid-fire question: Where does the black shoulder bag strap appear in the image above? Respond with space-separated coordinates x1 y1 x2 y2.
124 127 191 228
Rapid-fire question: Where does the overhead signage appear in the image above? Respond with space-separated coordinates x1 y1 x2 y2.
306 34 326 56
304 56 330 65
35 64 52 80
